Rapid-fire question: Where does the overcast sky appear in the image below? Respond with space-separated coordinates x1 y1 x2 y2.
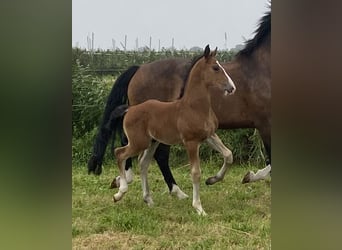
72 0 270 51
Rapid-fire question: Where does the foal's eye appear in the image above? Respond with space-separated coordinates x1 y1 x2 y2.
212 65 220 72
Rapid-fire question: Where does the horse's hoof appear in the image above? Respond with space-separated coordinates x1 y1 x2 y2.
196 209 207 216
94 166 102 175
176 192 189 200
242 172 252 184
171 184 189 199
144 197 154 207
113 194 121 203
205 176 218 185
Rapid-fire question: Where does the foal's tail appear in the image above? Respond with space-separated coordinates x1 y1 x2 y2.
88 65 139 175
105 104 129 130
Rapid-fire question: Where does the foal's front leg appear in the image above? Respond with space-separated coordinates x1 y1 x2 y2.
205 133 233 185
185 141 206 216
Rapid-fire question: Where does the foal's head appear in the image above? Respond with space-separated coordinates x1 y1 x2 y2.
198 45 236 95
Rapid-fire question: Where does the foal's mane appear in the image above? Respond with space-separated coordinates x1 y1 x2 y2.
179 53 205 98
236 10 271 58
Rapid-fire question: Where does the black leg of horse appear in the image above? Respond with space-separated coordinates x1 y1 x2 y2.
154 144 188 199
258 125 271 167
264 142 271 166
153 143 176 192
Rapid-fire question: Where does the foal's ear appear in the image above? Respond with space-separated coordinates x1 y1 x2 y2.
204 44 210 59
211 47 218 57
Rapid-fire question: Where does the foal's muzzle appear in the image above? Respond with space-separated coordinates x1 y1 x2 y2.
224 84 236 96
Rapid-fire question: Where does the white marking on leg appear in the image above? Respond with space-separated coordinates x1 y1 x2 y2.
192 182 206 216
247 164 271 182
139 142 159 206
171 184 189 199
190 161 206 216
113 160 128 202
114 175 120 187
216 60 236 94
254 164 271 180
113 176 128 202
114 159 126 187
126 168 134 184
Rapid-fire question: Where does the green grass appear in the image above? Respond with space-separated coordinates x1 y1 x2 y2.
72 162 270 249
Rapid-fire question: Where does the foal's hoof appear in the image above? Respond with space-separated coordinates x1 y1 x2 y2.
110 177 120 189
144 197 154 207
113 194 121 203
205 176 219 185
195 209 207 216
242 172 252 184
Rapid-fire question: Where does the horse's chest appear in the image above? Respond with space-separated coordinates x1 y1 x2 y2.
179 115 217 141
201 118 217 135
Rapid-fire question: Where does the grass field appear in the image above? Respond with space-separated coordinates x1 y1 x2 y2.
72 161 270 249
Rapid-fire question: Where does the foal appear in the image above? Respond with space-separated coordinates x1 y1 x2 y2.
110 45 236 215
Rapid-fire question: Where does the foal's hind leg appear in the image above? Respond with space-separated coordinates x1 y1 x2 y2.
110 132 134 189
139 141 160 206
205 133 233 185
113 146 129 202
113 145 142 202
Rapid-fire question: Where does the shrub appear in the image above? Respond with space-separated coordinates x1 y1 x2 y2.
72 59 109 138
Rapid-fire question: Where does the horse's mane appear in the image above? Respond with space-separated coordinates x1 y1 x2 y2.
236 9 271 58
179 53 204 98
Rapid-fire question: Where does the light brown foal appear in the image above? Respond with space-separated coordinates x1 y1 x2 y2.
111 45 236 215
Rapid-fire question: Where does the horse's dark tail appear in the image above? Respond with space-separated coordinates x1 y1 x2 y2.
88 65 139 175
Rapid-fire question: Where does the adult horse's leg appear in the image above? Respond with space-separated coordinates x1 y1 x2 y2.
204 133 234 185
185 141 206 216
242 125 271 183
88 66 139 175
242 164 271 183
154 144 189 199
139 141 160 206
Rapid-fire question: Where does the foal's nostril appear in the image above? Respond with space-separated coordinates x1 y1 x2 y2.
228 87 236 94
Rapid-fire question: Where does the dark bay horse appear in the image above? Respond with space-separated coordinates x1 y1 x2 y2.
88 11 271 194
107 45 236 215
